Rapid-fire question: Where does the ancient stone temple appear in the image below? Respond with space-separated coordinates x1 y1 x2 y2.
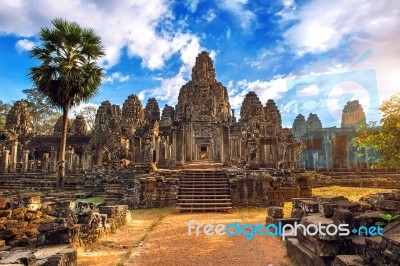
174 51 231 165
230 92 302 168
292 100 369 170
341 100 366 128
0 51 302 173
144 98 160 125
5 101 32 136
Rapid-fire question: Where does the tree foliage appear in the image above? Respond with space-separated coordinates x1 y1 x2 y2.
355 93 400 169
28 18 105 190
0 100 12 131
74 105 98 131
22 88 60 134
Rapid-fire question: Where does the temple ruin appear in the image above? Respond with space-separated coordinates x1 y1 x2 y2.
0 51 304 173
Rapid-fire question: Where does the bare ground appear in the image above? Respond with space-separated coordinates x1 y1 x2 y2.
78 208 292 266
77 187 395 265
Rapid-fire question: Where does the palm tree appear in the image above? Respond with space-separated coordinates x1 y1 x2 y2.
29 18 105 191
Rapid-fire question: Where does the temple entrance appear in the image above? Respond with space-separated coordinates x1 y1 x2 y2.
199 145 208 160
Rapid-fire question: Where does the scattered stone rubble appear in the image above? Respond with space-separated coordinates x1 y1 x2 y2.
0 194 130 265
267 190 400 265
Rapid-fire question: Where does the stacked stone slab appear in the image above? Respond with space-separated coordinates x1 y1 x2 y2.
0 246 77 265
312 172 400 189
287 190 400 265
228 170 311 207
0 195 52 248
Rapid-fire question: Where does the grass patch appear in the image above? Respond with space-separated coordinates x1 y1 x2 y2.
312 186 394 201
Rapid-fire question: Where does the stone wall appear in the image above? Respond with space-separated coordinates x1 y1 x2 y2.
311 172 400 189
285 191 400 265
0 194 130 265
228 170 312 207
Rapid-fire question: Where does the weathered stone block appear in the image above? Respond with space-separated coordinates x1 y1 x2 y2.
376 192 396 200
286 238 328 266
291 207 304 220
356 201 372 212
296 227 340 257
23 196 41 211
0 209 12 219
300 200 319 213
315 195 346 203
353 211 382 228
76 202 96 215
0 250 36 266
0 197 11 210
331 255 364 266
302 214 340 241
266 216 299 226
375 200 400 211
292 197 312 208
332 208 353 226
37 225 80 246
11 208 26 221
267 207 283 218
349 235 367 256
24 210 42 221
336 200 361 212
319 202 338 218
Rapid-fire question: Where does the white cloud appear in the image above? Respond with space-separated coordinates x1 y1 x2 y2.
185 0 201 13
146 37 216 106
228 76 289 111
218 0 255 30
281 0 400 105
0 0 201 71
282 0 296 9
15 39 35 53
103 72 130 84
226 27 231 39
202 9 217 22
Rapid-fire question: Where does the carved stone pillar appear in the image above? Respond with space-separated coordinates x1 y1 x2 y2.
2 150 10 173
222 125 230 165
42 153 49 173
10 140 18 173
22 150 29 173
175 125 184 166
83 150 93 172
49 149 57 173
65 146 74 173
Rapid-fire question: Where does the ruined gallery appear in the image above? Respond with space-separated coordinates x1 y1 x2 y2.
0 52 399 265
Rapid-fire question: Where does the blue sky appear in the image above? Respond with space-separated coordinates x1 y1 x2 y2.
0 0 399 127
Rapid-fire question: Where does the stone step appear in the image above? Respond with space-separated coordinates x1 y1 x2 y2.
178 194 231 198
178 202 232 206
178 198 232 202
176 206 232 211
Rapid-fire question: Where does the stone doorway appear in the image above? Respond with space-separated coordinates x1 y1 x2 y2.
199 145 208 160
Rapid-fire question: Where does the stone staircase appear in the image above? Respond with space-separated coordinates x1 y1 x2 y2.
177 169 232 212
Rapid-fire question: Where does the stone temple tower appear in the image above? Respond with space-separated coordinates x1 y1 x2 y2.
174 51 231 165
341 100 366 128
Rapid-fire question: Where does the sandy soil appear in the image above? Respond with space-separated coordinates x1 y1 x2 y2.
78 208 291 266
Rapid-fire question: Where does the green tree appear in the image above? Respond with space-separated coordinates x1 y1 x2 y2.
22 88 60 134
29 18 105 190
355 93 400 169
74 105 98 131
0 100 12 131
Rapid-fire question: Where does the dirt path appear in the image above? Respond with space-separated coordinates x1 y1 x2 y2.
77 209 167 266
78 208 291 266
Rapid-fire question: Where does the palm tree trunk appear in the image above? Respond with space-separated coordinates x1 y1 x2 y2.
58 106 68 191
